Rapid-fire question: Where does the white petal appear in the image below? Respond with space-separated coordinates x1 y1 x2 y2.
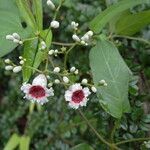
70 83 82 92
83 87 91 97
21 83 31 93
32 74 47 87
80 98 88 106
65 90 72 101
46 87 54 96
69 101 79 109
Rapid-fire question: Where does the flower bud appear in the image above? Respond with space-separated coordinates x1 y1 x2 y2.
74 69 79 75
12 33 20 40
81 79 88 84
5 65 13 71
63 76 69 83
86 31 93 37
72 34 80 42
91 86 97 93
53 67 60 73
19 60 24 65
13 66 22 73
49 50 54 55
70 67 76 72
6 35 14 41
47 0 55 10
50 20 60 28
54 79 60 84
4 59 11 64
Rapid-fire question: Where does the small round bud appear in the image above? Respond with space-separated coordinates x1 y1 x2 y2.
81 79 88 84
13 39 20 44
72 34 80 42
53 67 60 73
91 86 97 93
74 69 79 75
50 20 60 28
54 79 60 84
19 41 23 45
104 83 108 87
47 0 55 10
54 49 58 53
19 56 23 59
48 82 53 87
99 80 106 84
86 31 93 37
5 65 13 71
63 76 69 83
4 59 11 64
6 35 14 41
81 34 89 42
70 67 76 72
13 66 22 73
49 50 54 55
80 40 86 45
12 33 20 40
19 60 24 65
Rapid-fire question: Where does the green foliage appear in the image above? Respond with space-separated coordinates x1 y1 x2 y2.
19 136 30 150
71 143 94 150
89 0 150 33
90 39 131 118
0 0 31 57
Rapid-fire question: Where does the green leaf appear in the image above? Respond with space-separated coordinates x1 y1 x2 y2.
19 136 30 150
16 0 36 29
33 29 52 71
89 0 150 33
0 0 31 57
89 39 131 118
115 10 150 36
71 143 94 150
23 38 38 82
32 0 43 30
4 133 20 150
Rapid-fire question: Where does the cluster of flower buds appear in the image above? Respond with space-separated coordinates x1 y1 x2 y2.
71 21 79 30
99 79 107 87
48 49 59 56
6 33 23 45
4 56 26 73
72 30 94 46
47 0 55 10
50 20 60 28
143 141 150 148
70 66 79 75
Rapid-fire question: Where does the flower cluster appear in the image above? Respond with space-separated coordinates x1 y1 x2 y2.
6 33 23 45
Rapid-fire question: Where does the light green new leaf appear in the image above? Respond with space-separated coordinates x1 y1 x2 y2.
32 0 43 30
0 0 31 57
89 39 131 118
115 10 150 36
71 143 94 150
19 136 30 150
23 38 38 82
4 133 20 150
33 29 52 71
89 0 150 33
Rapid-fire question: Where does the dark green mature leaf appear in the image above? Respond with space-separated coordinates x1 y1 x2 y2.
4 133 20 150
71 143 94 150
32 0 43 30
23 38 38 82
19 136 30 150
90 39 131 118
115 10 150 36
89 0 150 33
0 0 31 57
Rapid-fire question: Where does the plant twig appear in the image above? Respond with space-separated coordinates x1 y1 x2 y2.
52 41 75 46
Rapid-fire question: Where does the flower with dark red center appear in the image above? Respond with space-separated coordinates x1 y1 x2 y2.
65 83 91 109
21 74 54 105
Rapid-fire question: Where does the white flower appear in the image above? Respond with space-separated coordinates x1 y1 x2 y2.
47 0 55 10
65 83 91 109
50 20 60 28
91 86 97 93
63 76 69 83
13 66 22 73
53 67 60 73
49 50 54 55
4 59 11 64
5 65 13 71
12 33 20 40
21 74 54 105
81 79 88 84
72 34 80 42
54 79 60 84
6 35 14 41
70 66 76 72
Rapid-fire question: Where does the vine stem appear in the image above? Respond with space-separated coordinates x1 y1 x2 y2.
52 41 75 46
64 43 77 69
78 109 121 150
112 35 150 45
116 137 150 145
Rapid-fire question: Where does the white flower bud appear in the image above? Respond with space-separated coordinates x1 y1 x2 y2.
13 39 20 44
91 86 97 93
81 79 88 84
99 80 106 84
12 33 20 40
50 20 60 28
49 50 54 55
53 67 60 73
81 34 89 42
80 40 86 45
19 41 23 45
74 69 79 75
71 21 79 30
19 56 23 59
54 79 60 84
63 76 69 83
13 66 22 73
86 31 93 37
19 60 24 65
54 49 58 53
104 83 108 86
4 59 11 64
6 35 14 41
70 67 76 72
72 34 80 42
5 65 13 71
47 0 55 10
48 82 53 87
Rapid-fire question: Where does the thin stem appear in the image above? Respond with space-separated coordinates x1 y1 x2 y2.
64 43 77 69
78 109 121 150
52 41 75 46
23 37 38 43
112 35 150 45
116 137 150 146
25 66 43 73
